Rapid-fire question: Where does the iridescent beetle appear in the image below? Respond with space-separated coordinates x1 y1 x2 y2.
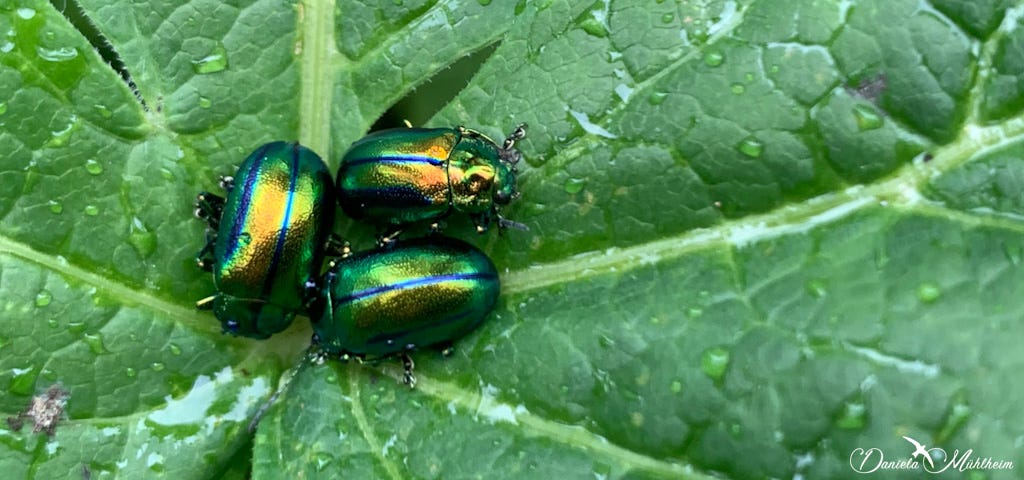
310 236 499 387
335 124 527 241
194 141 335 338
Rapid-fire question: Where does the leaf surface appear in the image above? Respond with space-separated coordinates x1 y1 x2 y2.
0 0 1022 479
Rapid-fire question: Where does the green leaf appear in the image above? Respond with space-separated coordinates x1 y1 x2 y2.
1 0 1022 479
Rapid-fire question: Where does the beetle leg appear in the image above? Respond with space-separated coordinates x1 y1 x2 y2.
195 231 217 271
436 341 456 357
218 176 235 192
324 234 351 258
497 214 529 233
194 192 225 229
376 229 402 248
499 123 528 164
400 354 417 389
196 295 216 310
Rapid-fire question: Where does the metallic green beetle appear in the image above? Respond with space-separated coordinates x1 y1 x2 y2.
336 124 527 238
311 236 499 386
194 141 335 339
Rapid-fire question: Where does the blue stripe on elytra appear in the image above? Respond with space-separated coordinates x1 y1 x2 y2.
227 143 273 257
261 143 300 297
333 272 496 308
344 155 444 169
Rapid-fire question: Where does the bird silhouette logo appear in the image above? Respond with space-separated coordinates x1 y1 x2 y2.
902 436 935 469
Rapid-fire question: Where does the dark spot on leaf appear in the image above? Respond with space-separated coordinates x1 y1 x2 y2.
846 73 888 106
372 42 501 129
6 385 69 436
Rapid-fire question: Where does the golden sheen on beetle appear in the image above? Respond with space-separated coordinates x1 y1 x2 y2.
194 141 335 339
310 236 499 386
336 124 527 237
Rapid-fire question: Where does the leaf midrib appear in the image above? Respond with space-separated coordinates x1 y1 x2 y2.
505 113 1024 295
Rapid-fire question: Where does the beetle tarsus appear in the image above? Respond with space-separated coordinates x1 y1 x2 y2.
401 353 416 388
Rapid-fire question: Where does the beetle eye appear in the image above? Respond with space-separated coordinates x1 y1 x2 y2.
224 319 240 333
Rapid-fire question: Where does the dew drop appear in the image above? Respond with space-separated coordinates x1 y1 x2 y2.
125 367 137 378
37 46 79 63
84 205 99 216
564 177 587 194
917 282 941 303
168 344 181 356
41 368 57 381
85 159 103 175
477 0 492 5
770 64 780 73
648 92 668 105
0 102 6 115
730 83 745 95
159 168 175 181
94 104 112 119
83 333 107 354
151 362 165 372
238 232 252 245
67 322 86 334
853 104 883 131
191 44 229 74
805 279 827 298
199 97 212 109
128 217 157 258
47 318 59 328
580 18 608 38
1002 242 1022 265
670 380 682 393
0 42 12 53
514 0 527 15
47 200 62 214
313 452 334 472
835 401 866 429
737 137 763 158
704 51 724 67
48 117 77 147
324 374 337 384
686 307 703 318
35 290 52 307
700 346 729 381
9 367 37 396
16 8 36 19
661 13 674 23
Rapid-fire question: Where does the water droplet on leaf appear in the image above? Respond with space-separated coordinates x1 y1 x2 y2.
564 177 586 194
917 282 941 303
704 52 724 67
84 205 99 216
853 104 883 131
737 137 763 158
85 159 103 175
701 346 729 380
34 290 52 307
191 44 229 74
36 46 78 62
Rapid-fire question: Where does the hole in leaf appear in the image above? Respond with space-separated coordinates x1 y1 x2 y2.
50 0 147 110
371 42 500 130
